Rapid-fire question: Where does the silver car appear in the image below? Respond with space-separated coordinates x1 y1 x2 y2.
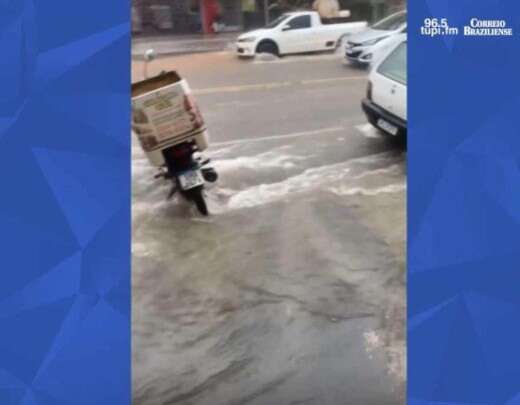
345 10 406 66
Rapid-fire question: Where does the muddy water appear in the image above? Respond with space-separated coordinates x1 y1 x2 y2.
132 133 405 405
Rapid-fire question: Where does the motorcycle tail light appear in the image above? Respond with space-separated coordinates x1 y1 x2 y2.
168 144 191 159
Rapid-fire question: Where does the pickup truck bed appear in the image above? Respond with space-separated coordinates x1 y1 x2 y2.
321 16 351 24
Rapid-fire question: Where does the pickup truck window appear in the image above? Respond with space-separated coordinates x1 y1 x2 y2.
377 42 407 85
287 15 311 30
266 14 289 28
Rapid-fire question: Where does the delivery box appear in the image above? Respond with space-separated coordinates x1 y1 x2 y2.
131 71 209 166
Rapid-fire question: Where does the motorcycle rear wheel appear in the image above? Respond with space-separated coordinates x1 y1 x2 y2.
189 186 208 216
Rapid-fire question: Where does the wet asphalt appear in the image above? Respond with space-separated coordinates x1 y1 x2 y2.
132 49 406 405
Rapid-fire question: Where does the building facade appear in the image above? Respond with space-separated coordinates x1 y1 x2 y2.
132 0 405 35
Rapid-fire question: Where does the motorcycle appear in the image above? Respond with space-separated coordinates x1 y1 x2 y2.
155 141 218 215
134 49 218 216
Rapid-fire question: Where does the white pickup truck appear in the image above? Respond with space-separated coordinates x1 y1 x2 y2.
236 11 367 57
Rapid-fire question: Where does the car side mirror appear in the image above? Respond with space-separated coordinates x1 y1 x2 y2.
281 24 291 31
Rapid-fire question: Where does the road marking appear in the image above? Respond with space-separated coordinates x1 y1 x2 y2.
301 76 365 85
193 76 365 95
194 81 292 95
212 124 364 146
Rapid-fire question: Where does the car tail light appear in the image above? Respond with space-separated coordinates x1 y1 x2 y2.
367 81 373 101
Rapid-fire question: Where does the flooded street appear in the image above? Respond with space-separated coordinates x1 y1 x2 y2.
132 51 405 405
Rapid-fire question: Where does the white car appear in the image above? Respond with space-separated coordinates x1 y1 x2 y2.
365 32 406 67
236 11 367 57
361 36 406 137
345 10 406 66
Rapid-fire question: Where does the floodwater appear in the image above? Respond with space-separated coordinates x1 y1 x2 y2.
132 131 406 405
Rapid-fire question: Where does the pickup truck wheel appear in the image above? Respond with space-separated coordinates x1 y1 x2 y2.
256 41 279 56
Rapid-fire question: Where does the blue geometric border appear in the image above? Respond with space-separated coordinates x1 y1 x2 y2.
409 1 520 403
0 1 130 404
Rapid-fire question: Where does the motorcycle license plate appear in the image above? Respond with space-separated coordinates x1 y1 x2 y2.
178 170 204 190
377 118 398 136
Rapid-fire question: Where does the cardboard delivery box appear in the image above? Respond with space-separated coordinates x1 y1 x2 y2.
131 71 209 166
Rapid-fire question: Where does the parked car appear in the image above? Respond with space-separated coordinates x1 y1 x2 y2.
235 11 367 57
345 10 406 66
361 35 406 137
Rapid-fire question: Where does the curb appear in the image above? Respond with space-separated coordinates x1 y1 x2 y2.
132 48 225 60
132 43 235 60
